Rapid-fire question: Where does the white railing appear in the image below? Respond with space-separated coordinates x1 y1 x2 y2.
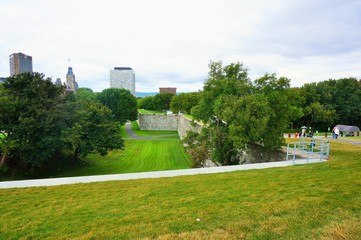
286 138 330 163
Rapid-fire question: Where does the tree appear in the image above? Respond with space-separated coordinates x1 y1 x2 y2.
97 88 138 125
152 93 174 111
170 92 200 114
61 97 124 164
139 96 155 110
0 73 66 168
185 62 299 165
75 87 97 101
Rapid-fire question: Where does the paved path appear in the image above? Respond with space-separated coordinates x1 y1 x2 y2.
0 159 325 189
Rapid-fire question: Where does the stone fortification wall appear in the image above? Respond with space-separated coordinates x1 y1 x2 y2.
138 114 203 138
138 114 178 130
177 115 203 140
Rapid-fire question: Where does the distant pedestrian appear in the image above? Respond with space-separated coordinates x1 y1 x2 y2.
334 127 340 139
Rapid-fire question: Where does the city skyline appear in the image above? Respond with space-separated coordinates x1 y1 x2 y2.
0 0 360 92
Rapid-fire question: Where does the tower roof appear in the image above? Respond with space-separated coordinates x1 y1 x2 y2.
67 67 74 75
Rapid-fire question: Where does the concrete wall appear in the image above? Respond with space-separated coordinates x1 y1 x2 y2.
138 114 203 138
138 114 178 130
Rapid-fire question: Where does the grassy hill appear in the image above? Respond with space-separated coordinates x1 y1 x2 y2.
0 140 360 239
53 140 192 178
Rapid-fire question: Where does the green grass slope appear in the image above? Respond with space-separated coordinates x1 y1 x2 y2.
1 141 360 239
54 140 192 178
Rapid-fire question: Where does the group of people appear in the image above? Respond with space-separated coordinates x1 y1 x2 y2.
332 126 340 139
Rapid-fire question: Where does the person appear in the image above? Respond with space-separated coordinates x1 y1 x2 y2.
332 127 335 139
334 127 340 139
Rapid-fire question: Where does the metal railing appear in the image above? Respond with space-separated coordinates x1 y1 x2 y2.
286 138 330 163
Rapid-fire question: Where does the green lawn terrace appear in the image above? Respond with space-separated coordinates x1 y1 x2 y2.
0 140 360 239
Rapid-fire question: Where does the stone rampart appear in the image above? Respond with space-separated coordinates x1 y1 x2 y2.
138 114 178 130
138 114 203 138
177 115 203 139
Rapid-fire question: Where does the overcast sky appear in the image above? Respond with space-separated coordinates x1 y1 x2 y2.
1 0 360 92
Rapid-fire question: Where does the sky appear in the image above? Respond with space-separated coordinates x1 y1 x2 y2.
0 0 360 92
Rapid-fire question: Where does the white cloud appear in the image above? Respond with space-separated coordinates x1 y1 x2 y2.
1 0 360 92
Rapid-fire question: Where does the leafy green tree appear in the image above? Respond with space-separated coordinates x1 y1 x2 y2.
61 98 124 164
170 92 200 114
192 61 252 122
139 96 155 110
152 93 174 111
97 88 138 125
0 73 66 168
75 87 97 101
186 62 300 165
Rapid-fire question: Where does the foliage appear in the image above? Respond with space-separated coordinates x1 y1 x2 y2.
138 96 155 110
139 93 175 112
0 73 124 173
0 73 66 169
170 92 200 114
152 93 174 111
61 97 124 164
1 141 361 239
74 87 97 101
295 77 361 130
187 61 299 165
97 88 138 125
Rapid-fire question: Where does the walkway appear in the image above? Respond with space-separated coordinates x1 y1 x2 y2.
0 159 325 189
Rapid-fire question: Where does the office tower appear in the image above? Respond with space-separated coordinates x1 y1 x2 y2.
110 67 135 95
9 52 33 76
66 66 78 93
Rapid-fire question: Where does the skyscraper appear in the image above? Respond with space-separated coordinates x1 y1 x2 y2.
9 52 33 76
110 67 135 95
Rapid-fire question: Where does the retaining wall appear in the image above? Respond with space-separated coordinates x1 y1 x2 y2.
138 114 178 131
177 115 203 139
138 114 203 138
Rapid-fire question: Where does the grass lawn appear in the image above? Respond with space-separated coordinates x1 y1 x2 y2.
1 141 360 239
131 121 179 137
52 140 191 178
138 109 165 115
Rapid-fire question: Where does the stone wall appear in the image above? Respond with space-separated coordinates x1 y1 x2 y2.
177 115 203 140
138 114 178 130
138 114 203 138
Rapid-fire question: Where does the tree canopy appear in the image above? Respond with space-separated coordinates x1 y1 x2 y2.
0 73 124 173
97 88 138 125
186 61 301 166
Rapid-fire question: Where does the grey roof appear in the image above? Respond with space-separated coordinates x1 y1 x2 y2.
335 124 360 132
114 67 133 71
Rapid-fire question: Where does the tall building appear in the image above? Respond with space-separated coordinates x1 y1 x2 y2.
9 52 33 76
110 67 135 95
65 66 78 93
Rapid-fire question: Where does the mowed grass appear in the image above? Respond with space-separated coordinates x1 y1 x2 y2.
130 121 179 137
53 140 192 177
1 141 361 239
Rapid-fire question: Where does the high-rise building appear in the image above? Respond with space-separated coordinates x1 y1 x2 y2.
9 52 33 76
110 67 135 95
65 66 78 93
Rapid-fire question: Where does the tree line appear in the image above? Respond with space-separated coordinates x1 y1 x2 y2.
141 61 360 167
0 72 137 174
